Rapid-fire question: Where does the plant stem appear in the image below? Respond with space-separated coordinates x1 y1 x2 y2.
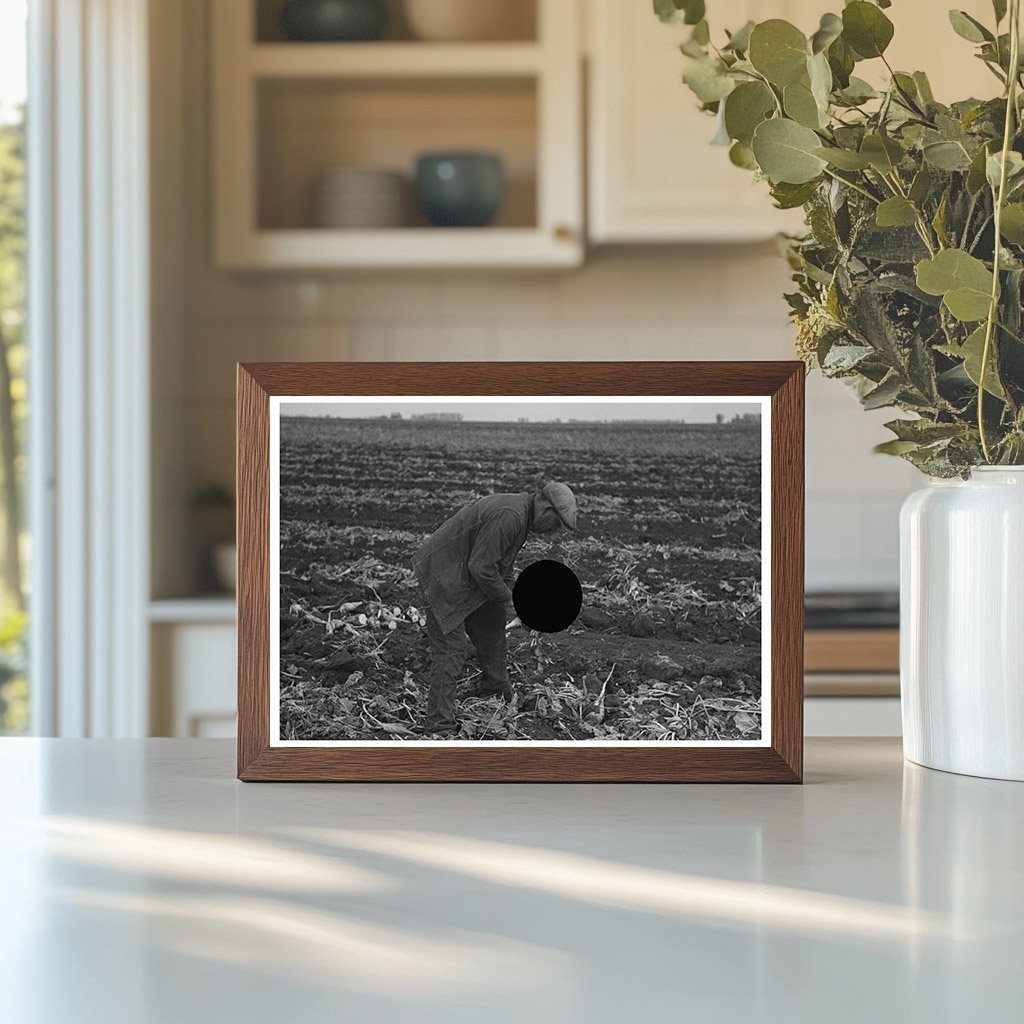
750 69 784 117
979 0 1021 462
822 167 881 204
962 190 980 249
884 170 939 254
997 319 1024 345
968 212 994 253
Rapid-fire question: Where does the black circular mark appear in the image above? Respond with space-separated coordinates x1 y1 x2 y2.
513 560 583 634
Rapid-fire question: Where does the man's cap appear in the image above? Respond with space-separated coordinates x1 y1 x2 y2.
542 482 577 531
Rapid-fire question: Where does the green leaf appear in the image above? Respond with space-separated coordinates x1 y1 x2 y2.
784 80 824 129
751 118 828 184
860 133 904 173
915 249 994 321
653 0 681 24
827 35 855 88
993 0 1008 24
729 140 757 169
723 81 775 144
885 418 964 443
685 0 705 23
770 180 820 209
724 20 755 53
862 374 903 409
876 197 918 228
979 32 1015 74
891 72 922 109
913 71 935 104
814 146 872 170
948 10 994 44
909 164 933 205
810 12 843 54
932 190 950 247
836 76 879 104
1000 203 1024 245
939 325 1006 397
967 144 991 194
986 150 1024 191
653 0 705 26
808 51 833 109
748 20 809 86
682 57 736 104
922 140 972 171
875 439 922 455
842 1 895 59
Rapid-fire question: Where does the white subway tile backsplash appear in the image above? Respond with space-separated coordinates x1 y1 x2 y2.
493 323 628 361
558 251 726 320
626 323 795 361
348 325 396 361
441 272 562 321
326 275 445 320
187 271 327 321
387 324 496 361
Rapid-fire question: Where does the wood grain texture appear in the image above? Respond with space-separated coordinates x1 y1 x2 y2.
236 361 805 783
237 365 270 778
770 365 804 782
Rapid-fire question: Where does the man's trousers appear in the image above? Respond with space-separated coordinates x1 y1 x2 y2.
423 600 509 731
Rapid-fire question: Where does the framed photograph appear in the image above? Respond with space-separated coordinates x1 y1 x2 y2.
237 362 803 782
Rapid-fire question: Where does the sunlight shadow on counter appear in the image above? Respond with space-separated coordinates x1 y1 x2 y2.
288 826 971 943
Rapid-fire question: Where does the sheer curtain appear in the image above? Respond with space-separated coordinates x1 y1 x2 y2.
28 0 150 736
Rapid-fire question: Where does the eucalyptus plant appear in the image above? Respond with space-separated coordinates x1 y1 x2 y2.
657 0 1024 475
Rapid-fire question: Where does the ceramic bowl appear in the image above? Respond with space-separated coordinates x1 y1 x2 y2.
281 0 388 42
403 0 534 42
415 152 504 227
316 168 407 228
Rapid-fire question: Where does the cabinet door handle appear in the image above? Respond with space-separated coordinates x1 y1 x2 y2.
553 224 575 241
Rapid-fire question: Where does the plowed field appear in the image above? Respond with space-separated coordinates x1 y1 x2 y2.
278 415 763 742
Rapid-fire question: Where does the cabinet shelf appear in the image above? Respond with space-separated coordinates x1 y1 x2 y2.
249 42 544 78
217 226 579 270
212 0 582 269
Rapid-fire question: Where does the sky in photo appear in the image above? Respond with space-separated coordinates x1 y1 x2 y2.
280 398 763 423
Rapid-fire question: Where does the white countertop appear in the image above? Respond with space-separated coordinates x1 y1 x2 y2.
1 738 1021 1023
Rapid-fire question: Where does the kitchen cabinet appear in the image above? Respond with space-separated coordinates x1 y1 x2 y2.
587 0 811 243
211 0 583 269
804 627 901 736
150 600 237 738
586 0 999 244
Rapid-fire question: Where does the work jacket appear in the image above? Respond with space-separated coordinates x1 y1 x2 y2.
413 492 534 634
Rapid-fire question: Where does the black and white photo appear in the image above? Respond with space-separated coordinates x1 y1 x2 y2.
270 396 770 745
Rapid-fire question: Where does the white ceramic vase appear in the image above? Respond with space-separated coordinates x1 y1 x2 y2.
900 467 1024 780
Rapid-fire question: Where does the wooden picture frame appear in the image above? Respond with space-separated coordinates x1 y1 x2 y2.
237 362 804 782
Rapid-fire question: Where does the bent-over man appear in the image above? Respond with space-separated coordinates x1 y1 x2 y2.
412 482 577 734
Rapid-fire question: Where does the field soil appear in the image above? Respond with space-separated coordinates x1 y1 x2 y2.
279 416 763 742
